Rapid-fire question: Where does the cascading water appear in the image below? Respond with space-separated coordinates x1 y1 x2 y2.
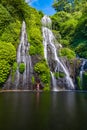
80 59 87 86
3 21 33 90
42 15 74 90
42 15 52 28
50 72 57 91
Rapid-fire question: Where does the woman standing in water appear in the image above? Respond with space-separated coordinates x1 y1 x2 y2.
33 79 44 91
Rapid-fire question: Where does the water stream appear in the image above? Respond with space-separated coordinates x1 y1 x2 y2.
15 21 33 89
42 15 74 90
4 21 33 89
80 59 87 86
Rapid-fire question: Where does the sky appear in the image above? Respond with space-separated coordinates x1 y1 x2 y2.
26 0 56 15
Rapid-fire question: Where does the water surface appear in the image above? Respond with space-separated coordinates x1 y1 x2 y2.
0 91 87 130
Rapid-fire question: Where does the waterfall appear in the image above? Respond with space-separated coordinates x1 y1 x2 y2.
42 15 74 90
15 21 33 89
50 72 57 91
80 59 87 86
42 15 52 28
3 21 33 90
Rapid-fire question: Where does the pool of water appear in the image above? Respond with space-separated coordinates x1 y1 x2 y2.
0 91 87 130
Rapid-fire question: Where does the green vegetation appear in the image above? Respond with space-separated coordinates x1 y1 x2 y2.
0 41 16 85
29 45 36 55
59 48 76 59
0 60 10 86
34 61 50 89
0 0 24 85
0 20 21 48
82 72 87 90
77 76 82 90
52 0 74 12
31 76 35 85
26 9 44 56
54 72 59 79
0 0 50 89
52 0 87 58
0 41 16 64
77 72 87 90
25 7 50 89
52 0 87 90
1 0 87 90
0 2 21 48
0 4 12 31
54 72 65 79
19 63 25 74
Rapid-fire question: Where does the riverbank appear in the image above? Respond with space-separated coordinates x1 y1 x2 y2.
0 89 44 93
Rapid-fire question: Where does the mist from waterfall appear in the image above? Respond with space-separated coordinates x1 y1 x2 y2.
42 15 74 91
4 21 33 90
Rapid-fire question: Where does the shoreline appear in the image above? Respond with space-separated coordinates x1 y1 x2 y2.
0 90 32 93
0 89 44 93
0 89 87 93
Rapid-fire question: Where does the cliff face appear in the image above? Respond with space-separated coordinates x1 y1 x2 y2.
1 11 83 91
1 0 87 90
61 58 81 89
47 44 81 89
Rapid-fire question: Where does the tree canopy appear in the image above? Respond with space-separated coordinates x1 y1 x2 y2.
52 0 87 58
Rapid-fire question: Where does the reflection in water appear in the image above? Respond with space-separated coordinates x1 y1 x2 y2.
33 92 42 110
0 92 87 130
50 92 87 130
65 92 76 118
36 92 40 104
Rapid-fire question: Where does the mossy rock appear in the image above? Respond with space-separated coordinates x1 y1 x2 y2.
54 72 65 79
19 63 25 74
82 71 87 90
77 76 82 90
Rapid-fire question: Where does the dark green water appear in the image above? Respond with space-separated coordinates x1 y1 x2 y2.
0 91 87 130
